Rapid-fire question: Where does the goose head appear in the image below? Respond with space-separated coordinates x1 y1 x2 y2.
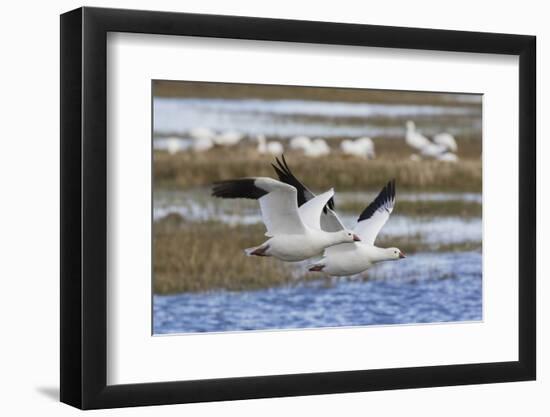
384 247 406 260
338 230 361 243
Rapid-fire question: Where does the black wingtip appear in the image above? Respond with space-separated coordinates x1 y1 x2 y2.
271 162 285 181
388 178 396 200
274 154 289 176
281 153 290 170
211 178 268 200
357 179 396 222
270 155 334 212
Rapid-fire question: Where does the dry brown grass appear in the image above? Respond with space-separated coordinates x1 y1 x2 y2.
153 214 481 294
153 214 320 294
154 147 482 192
153 80 481 109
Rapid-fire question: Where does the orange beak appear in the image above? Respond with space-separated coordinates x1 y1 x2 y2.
399 251 406 259
353 234 361 242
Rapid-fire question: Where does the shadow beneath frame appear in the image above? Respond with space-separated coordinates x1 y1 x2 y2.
35 386 59 401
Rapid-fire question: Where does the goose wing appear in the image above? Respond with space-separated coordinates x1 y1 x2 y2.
354 180 396 245
298 189 335 231
320 207 346 232
272 155 345 232
212 177 306 236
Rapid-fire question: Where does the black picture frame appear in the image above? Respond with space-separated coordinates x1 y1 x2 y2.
60 6 536 410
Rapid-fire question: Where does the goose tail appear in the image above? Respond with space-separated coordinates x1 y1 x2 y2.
244 244 270 257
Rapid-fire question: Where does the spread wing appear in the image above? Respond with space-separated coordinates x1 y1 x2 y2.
298 189 335 231
272 155 345 232
212 177 307 236
272 155 334 211
354 180 396 245
320 207 346 232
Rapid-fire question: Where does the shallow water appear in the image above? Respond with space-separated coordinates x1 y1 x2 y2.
153 189 482 245
153 251 482 334
153 97 481 140
154 189 482 215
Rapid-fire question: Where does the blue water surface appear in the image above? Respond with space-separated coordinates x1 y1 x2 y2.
153 251 482 334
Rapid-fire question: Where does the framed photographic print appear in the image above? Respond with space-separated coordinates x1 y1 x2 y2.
60 6 536 409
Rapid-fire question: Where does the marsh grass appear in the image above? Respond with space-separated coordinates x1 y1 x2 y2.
338 199 482 218
153 80 482 109
154 142 482 192
154 214 321 294
153 215 481 294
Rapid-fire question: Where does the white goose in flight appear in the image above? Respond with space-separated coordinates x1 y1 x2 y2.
271 156 405 275
212 177 360 262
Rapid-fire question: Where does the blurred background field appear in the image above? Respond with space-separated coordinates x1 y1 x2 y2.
153 80 481 191
152 80 482 334
154 149 481 192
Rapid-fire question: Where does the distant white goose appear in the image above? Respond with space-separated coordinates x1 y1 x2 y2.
192 136 214 153
406 121 458 161
356 137 376 158
189 127 216 140
165 136 183 155
433 132 458 152
212 177 360 262
341 137 375 159
289 135 311 151
405 120 432 151
214 131 244 146
189 127 215 152
436 152 459 162
257 134 284 156
272 157 405 275
304 138 330 158
419 142 448 158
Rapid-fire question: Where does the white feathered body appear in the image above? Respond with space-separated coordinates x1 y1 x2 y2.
433 132 457 152
304 138 330 157
214 131 243 146
166 137 182 155
341 137 375 159
212 177 358 262
305 179 403 276
192 136 214 152
257 135 284 156
420 142 447 157
289 136 311 151
253 229 349 262
405 121 431 150
313 244 395 276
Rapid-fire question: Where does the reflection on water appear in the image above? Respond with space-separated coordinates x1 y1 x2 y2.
153 97 481 140
154 251 482 334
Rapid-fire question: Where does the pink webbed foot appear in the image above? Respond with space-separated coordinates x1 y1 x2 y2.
308 264 325 272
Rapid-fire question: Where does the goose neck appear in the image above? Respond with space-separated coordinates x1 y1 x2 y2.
368 246 392 263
